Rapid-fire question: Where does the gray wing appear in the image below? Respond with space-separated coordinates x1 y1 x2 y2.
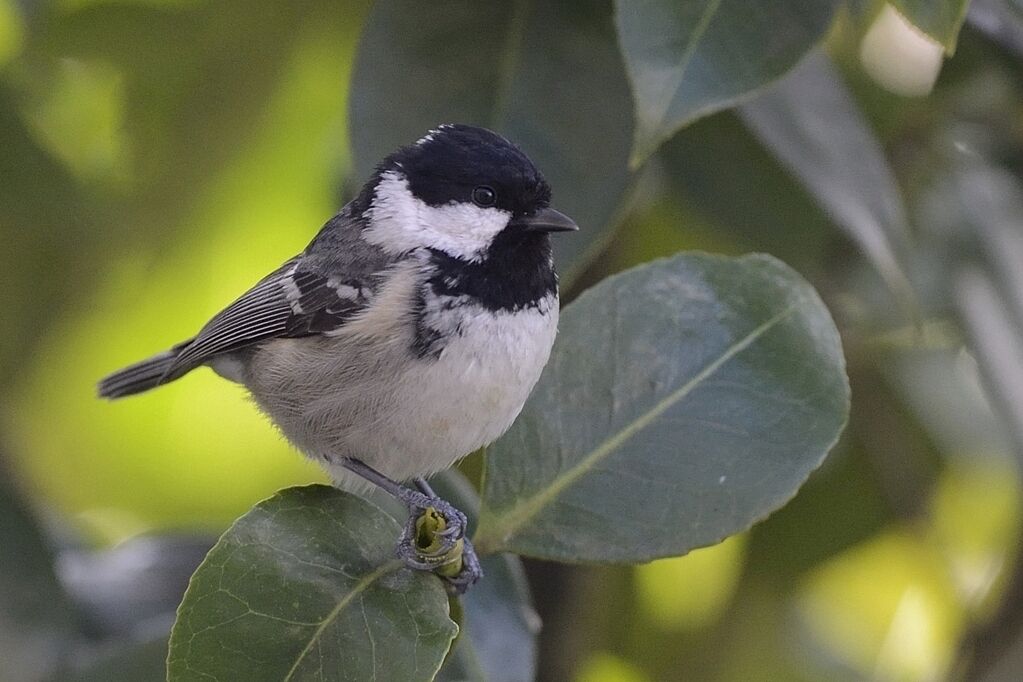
161 206 397 382
162 259 374 381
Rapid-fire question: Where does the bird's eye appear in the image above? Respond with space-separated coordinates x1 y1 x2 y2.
471 185 497 207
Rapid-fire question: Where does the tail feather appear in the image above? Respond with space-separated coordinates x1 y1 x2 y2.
98 340 192 399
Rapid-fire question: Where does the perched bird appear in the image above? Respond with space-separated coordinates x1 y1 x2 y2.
98 124 577 591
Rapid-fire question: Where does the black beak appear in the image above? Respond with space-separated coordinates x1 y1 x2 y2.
509 207 579 233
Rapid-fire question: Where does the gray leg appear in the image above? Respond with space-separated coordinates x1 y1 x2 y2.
339 459 482 593
414 476 437 497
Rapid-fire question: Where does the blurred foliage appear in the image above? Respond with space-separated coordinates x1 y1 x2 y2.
575 653 650 682
799 530 964 680
3 0 369 541
634 534 746 631
1 0 1023 680
891 0 972 50
0 462 77 680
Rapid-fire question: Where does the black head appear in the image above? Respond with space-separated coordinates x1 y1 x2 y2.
357 124 577 263
391 124 551 216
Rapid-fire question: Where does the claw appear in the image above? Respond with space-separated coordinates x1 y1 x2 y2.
443 537 482 595
396 539 452 571
335 460 482 591
393 491 482 593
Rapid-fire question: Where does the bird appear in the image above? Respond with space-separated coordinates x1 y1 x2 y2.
98 124 578 592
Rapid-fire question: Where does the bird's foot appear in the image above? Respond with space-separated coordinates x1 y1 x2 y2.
335 459 482 593
395 491 482 594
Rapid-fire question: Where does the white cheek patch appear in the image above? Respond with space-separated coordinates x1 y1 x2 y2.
364 171 509 261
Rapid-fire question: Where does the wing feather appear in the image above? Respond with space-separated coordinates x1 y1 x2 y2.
162 259 371 381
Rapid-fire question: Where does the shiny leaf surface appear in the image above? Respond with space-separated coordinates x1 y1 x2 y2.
474 253 849 561
167 486 457 681
614 0 839 164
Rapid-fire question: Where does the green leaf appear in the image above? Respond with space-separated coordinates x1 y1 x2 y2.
951 167 1023 456
349 0 634 282
474 253 849 561
739 51 914 308
436 553 539 682
614 0 840 165
658 112 834 277
167 485 457 682
890 0 971 52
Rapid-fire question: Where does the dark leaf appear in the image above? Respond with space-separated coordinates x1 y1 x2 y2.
658 112 834 277
436 553 539 682
739 51 914 306
474 253 849 562
350 0 633 282
167 485 457 682
614 0 840 164
952 167 1023 457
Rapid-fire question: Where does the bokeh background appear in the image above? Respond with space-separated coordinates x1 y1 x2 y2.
2 0 1023 680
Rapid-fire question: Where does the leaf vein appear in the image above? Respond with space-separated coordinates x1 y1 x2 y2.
646 0 725 131
478 303 796 547
282 560 401 681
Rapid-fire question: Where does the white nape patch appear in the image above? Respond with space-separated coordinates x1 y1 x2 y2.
415 124 455 146
363 171 510 261
280 264 304 313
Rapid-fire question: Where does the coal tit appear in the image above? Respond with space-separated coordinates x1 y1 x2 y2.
98 124 578 591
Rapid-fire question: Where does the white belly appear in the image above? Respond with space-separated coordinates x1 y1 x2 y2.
243 263 558 489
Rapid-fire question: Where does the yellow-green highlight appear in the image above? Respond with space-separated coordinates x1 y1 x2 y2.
928 457 1021 614
575 652 650 682
799 530 962 681
634 533 746 630
0 0 23 68
3 22 360 545
20 58 129 186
